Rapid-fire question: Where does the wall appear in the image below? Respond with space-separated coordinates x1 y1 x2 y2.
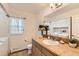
0 4 37 52
8 8 37 52
0 5 9 55
0 6 9 37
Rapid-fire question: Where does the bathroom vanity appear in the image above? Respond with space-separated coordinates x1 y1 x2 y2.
35 13 79 56
32 37 79 56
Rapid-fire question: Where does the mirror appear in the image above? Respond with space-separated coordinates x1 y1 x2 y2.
42 16 71 39
72 16 79 41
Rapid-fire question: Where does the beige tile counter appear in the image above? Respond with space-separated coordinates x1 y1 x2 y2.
32 37 79 56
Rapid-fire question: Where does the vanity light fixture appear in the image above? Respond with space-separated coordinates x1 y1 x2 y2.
50 3 62 9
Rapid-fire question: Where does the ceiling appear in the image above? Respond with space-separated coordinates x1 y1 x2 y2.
7 3 49 14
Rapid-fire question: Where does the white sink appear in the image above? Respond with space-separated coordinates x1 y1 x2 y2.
43 39 59 45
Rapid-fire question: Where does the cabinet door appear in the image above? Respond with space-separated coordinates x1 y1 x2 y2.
32 44 41 56
42 47 58 56
42 48 53 56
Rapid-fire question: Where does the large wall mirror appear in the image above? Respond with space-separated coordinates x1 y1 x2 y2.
72 16 79 41
42 15 79 42
42 16 71 40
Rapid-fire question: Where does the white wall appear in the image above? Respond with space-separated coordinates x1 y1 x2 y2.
8 8 37 52
0 5 9 55
0 4 37 52
0 6 9 37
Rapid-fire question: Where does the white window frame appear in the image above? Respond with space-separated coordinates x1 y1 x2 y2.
10 17 24 34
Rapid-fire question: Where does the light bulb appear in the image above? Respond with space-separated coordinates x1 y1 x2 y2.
50 3 56 9
57 3 62 6
50 3 62 9
50 3 53 8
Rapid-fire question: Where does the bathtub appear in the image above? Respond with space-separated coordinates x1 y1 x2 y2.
0 37 9 56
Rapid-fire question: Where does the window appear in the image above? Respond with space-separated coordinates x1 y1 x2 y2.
10 17 24 34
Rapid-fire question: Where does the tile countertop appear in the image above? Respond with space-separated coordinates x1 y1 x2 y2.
33 37 79 56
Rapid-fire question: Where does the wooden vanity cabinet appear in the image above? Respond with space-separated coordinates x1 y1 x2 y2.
32 39 57 56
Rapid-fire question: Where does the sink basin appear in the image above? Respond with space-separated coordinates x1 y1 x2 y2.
43 39 59 45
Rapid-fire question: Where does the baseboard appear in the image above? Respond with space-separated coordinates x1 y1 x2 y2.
10 46 28 52
10 48 28 55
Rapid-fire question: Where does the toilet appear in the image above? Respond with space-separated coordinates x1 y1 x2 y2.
26 44 32 55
